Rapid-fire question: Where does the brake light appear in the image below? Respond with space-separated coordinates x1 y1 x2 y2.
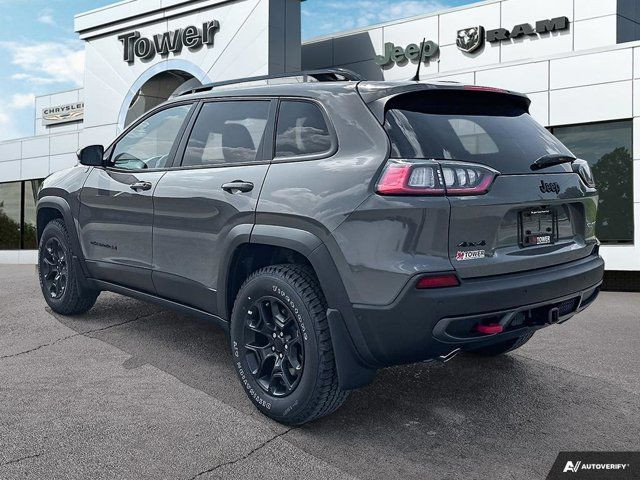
376 161 445 195
464 85 509 94
376 160 497 196
416 273 460 289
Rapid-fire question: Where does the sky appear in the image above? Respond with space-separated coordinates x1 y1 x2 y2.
0 0 476 142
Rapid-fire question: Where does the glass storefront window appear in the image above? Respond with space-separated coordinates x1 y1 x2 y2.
23 179 44 249
0 179 45 250
0 182 22 250
551 120 634 244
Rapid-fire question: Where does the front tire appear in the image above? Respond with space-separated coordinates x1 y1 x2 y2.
230 264 347 425
38 219 99 315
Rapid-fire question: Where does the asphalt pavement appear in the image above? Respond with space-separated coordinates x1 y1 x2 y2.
1 265 638 480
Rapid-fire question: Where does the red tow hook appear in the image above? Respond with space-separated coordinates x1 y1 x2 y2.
475 323 504 335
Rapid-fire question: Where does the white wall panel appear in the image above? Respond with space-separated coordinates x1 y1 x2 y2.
550 81 633 125
34 95 51 114
501 0 573 27
499 0 574 64
21 138 49 159
429 72 475 84
0 160 20 182
21 156 49 180
475 62 548 93
634 81 640 118
439 42 501 72
600 245 640 271
0 141 22 162
500 30 573 63
574 0 618 21
573 16 618 51
527 91 549 125
80 124 119 149
50 133 80 156
50 154 78 173
550 50 633 90
49 90 81 106
439 3 501 46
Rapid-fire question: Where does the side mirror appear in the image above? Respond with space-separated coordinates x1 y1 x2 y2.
77 145 105 167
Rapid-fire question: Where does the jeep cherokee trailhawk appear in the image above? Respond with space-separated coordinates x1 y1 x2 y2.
36 69 604 424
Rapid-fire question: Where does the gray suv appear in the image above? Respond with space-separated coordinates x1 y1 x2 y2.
36 69 604 425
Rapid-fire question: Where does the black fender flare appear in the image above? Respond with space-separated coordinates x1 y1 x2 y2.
223 224 377 390
37 196 93 290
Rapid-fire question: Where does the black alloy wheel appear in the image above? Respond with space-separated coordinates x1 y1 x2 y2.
242 296 304 397
40 237 68 300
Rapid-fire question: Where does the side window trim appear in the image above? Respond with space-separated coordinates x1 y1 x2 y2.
174 97 277 170
272 98 338 163
104 101 197 173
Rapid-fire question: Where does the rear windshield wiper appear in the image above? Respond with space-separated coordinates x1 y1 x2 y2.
530 154 576 171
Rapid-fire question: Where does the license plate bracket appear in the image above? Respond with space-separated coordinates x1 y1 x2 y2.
519 208 557 247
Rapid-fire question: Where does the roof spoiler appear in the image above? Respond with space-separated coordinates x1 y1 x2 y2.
357 82 532 124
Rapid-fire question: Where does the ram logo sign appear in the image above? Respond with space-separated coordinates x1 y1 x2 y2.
456 26 485 53
457 16 570 54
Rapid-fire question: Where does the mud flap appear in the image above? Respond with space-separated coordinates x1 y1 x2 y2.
327 308 377 390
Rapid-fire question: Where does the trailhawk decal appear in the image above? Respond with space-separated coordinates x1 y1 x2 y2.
456 250 486 261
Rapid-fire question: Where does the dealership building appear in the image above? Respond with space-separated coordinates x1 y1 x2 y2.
0 0 639 274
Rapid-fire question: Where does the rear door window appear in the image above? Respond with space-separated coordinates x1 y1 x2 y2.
384 90 572 174
275 101 333 158
182 101 270 167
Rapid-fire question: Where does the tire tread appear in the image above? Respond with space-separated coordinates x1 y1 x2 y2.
234 263 348 424
38 219 98 316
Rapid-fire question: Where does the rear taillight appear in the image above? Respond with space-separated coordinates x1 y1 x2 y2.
440 162 497 195
416 273 460 289
376 160 497 196
572 159 596 188
376 161 445 195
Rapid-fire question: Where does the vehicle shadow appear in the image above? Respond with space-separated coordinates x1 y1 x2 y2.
53 293 639 480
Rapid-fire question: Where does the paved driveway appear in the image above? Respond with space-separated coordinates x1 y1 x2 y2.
1 265 638 479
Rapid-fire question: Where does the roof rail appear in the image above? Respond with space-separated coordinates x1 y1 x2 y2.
176 68 364 97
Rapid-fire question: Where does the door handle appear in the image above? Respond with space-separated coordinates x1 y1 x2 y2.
222 181 254 194
130 181 153 192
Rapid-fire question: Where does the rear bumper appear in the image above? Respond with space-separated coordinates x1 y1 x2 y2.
351 253 604 367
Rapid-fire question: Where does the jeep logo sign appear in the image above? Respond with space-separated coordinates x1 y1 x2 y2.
375 40 439 67
457 16 570 53
118 21 220 64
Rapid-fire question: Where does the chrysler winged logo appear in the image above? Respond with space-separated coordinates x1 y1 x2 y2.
457 26 485 53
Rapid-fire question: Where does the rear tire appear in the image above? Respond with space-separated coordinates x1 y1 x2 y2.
468 331 535 357
230 264 348 425
38 219 99 315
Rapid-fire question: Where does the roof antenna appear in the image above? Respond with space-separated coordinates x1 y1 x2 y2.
411 38 427 82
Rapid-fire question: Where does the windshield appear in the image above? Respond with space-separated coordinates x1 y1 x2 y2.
384 91 573 174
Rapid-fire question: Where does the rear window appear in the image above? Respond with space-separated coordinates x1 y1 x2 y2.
384 91 573 174
275 101 333 158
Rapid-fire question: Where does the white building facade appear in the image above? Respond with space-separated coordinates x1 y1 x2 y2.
0 0 639 273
